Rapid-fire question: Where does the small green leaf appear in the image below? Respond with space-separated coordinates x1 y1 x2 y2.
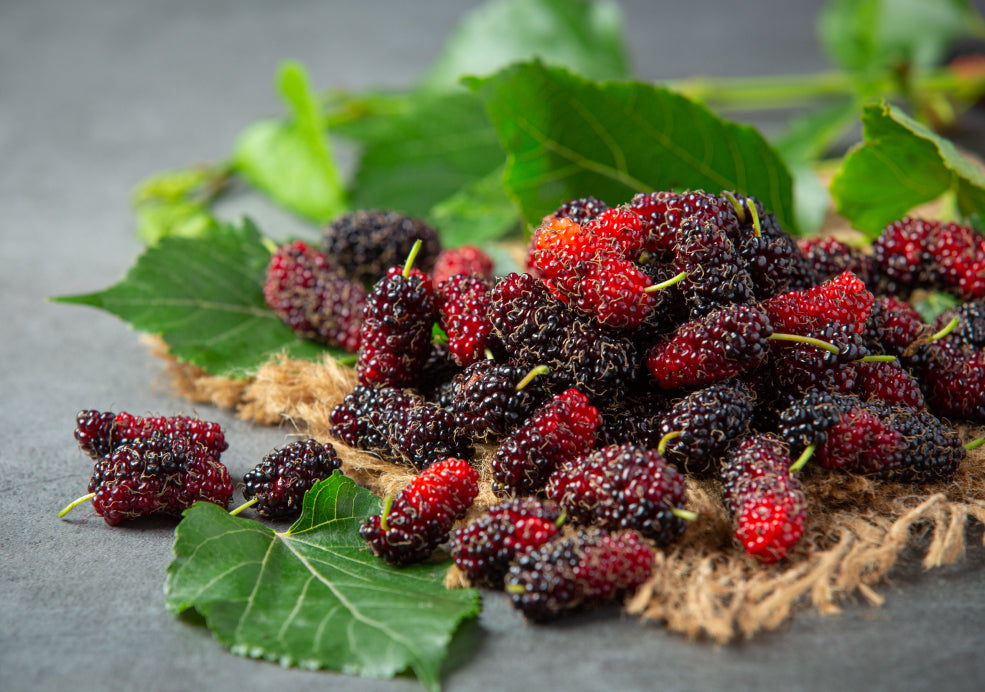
467 61 797 233
131 165 229 243
165 474 480 692
819 0 980 75
913 290 961 323
50 218 334 377
829 101 985 236
346 90 505 221
427 167 519 245
234 61 346 223
419 0 629 90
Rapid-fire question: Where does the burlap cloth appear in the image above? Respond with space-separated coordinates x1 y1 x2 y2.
145 334 985 642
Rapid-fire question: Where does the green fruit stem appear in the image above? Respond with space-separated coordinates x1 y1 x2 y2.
964 437 984 451
228 497 259 517
856 355 897 363
515 365 549 391
789 444 816 474
402 239 423 278
747 201 762 238
721 190 745 222
643 270 688 293
657 430 682 456
58 492 96 519
670 507 698 522
928 316 960 343
379 495 394 532
767 332 840 354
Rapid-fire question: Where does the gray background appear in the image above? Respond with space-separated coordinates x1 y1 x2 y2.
2 1 984 690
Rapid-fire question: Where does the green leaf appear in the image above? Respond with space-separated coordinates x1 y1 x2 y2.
914 290 961 322
419 0 629 90
131 165 229 243
467 61 798 233
346 90 505 221
426 167 519 245
50 218 334 377
234 61 346 223
819 0 980 75
829 101 985 236
165 474 480 692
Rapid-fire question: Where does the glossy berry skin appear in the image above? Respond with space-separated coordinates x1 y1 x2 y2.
798 236 876 289
432 245 495 285
852 360 925 410
673 219 755 318
87 433 234 525
75 410 228 461
761 270 874 336
322 210 441 285
491 388 599 496
573 254 655 328
380 400 475 470
656 380 756 475
646 304 773 389
920 342 985 421
719 434 792 513
328 385 417 453
628 189 738 256
359 458 479 565
356 266 436 387
862 295 926 356
505 528 654 621
263 240 366 352
435 274 498 367
242 439 342 518
733 473 807 564
451 497 562 587
546 444 688 546
547 196 610 225
814 404 905 474
449 360 550 441
864 402 967 483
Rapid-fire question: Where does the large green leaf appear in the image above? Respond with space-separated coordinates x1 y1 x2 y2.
426 166 519 245
345 90 505 219
467 61 798 233
51 218 334 377
819 0 980 76
419 0 629 90
234 61 347 223
165 474 480 692
829 101 985 236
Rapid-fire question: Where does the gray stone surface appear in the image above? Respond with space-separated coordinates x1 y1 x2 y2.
2 1 983 690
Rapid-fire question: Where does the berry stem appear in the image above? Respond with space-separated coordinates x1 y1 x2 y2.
505 583 526 595
58 492 96 519
657 430 682 456
515 365 549 391
643 270 688 293
928 316 960 343
670 507 698 522
747 202 762 238
789 444 816 474
964 437 984 451
856 354 897 363
228 497 259 516
721 190 745 222
379 495 394 531
767 332 840 354
402 239 423 278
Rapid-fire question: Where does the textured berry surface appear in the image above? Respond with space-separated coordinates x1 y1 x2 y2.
646 304 773 389
242 439 342 517
356 266 436 387
451 497 562 586
328 385 417 453
673 219 755 317
505 528 654 621
656 380 756 474
449 361 550 441
719 433 792 514
322 210 441 285
546 443 688 545
733 473 807 564
762 270 874 336
435 274 498 367
547 196 610 225
380 400 475 470
491 388 599 496
852 359 925 410
628 190 738 256
359 458 479 565
263 240 366 351
864 402 967 482
798 236 875 288
86 433 234 525
75 410 228 460
920 343 985 421
432 245 495 285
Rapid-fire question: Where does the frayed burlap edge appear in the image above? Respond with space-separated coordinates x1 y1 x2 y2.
146 335 985 643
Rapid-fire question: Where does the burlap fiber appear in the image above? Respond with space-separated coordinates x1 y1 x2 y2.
146 335 985 642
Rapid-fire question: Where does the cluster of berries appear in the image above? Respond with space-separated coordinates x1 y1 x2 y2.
263 209 494 354
62 410 343 524
325 192 980 620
